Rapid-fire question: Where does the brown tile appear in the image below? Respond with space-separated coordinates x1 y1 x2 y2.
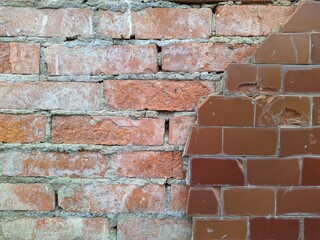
277 188 320 214
312 98 320 126
304 218 320 240
253 33 310 64
191 158 244 186
280 128 320 156
193 218 247 240
311 33 320 63
187 187 219 216
302 158 320 186
224 127 278 155
224 188 275 215
255 96 311 126
247 158 299 186
283 1 320 33
250 218 300 240
284 66 320 93
198 96 254 126
226 64 281 94
185 127 222 155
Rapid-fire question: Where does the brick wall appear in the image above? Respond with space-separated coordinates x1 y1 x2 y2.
0 0 297 239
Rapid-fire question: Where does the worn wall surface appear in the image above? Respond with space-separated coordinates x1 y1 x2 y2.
0 0 297 239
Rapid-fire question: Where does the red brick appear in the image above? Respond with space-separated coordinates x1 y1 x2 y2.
117 218 192 240
187 187 219 216
132 8 212 39
0 114 46 143
198 96 254 126
304 218 320 240
169 116 196 145
2 218 109 239
0 82 100 111
0 42 39 74
171 185 189 212
0 183 55 211
169 0 271 2
112 151 184 179
216 5 294 36
58 184 165 213
52 116 164 146
1 151 108 178
46 44 158 75
0 7 93 37
162 42 257 72
247 158 300 186
277 188 320 214
250 218 300 240
104 80 214 111
311 33 320 63
193 218 248 240
302 158 320 185
224 127 278 155
191 158 244 186
224 188 275 215
313 98 320 125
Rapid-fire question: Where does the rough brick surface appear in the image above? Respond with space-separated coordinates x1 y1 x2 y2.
52 116 165 146
0 114 46 143
46 44 158 75
169 116 196 145
170 185 189 212
104 80 214 111
58 184 165 213
0 183 55 211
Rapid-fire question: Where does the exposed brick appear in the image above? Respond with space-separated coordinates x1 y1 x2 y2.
169 0 271 3
223 188 275 215
0 114 46 143
58 184 165 213
0 82 100 111
198 96 254 126
216 6 294 36
46 44 158 75
132 8 212 39
304 218 320 240
302 158 320 185
255 96 310 126
0 183 55 211
247 158 300 186
104 80 214 111
52 116 164 146
1 151 108 178
0 7 93 37
0 42 39 74
280 128 320 156
193 218 248 240
250 218 300 240
2 218 109 240
171 185 189 212
191 158 244 186
277 188 320 214
226 64 282 94
187 187 219 216
112 151 184 179
117 218 192 240
162 42 256 72
169 116 196 145
224 127 278 155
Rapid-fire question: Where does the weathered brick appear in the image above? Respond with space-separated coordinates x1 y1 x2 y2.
0 42 39 74
0 7 93 37
1 151 108 178
162 42 256 72
132 8 212 39
2 218 109 240
169 116 196 145
0 82 100 110
117 218 192 240
52 116 164 146
171 185 189 212
112 151 184 179
58 184 165 213
0 114 46 143
46 44 158 75
0 183 55 211
104 80 213 111
216 6 294 36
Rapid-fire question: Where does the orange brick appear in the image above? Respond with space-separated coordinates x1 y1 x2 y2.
169 116 196 145
171 185 189 212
